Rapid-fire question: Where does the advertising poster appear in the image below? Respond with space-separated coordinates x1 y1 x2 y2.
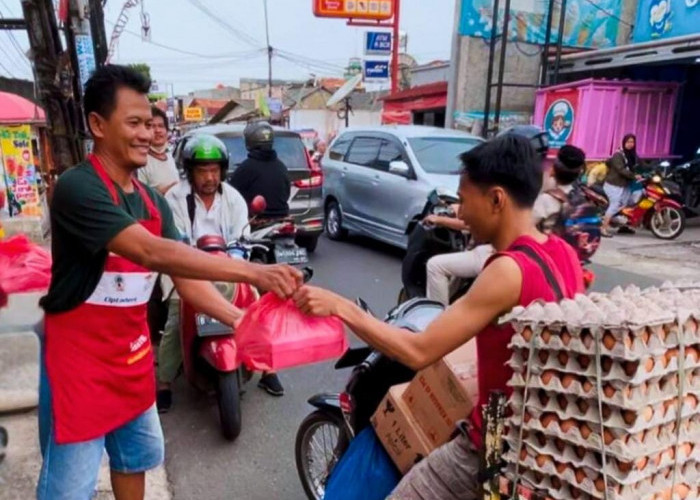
459 0 622 48
633 0 700 42
542 90 579 150
0 125 42 217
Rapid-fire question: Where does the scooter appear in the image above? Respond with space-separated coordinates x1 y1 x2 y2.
664 148 700 218
294 297 445 500
586 171 686 239
398 188 472 305
246 196 310 266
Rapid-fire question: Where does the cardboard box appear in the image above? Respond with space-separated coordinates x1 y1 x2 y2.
402 340 479 447
371 383 434 475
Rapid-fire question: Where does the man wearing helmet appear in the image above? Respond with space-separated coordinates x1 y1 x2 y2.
425 126 551 305
156 134 252 412
229 121 291 219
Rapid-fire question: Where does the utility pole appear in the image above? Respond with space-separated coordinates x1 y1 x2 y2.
552 0 568 85
21 0 83 174
540 0 556 86
389 0 401 95
445 0 462 129
263 0 272 98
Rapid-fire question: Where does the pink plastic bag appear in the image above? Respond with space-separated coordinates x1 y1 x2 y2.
0 235 52 295
235 292 348 372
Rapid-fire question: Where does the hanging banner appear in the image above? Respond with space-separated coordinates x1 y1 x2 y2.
633 0 700 42
459 0 622 48
0 125 42 217
542 90 579 151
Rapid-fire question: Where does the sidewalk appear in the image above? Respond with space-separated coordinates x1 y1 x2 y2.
593 218 700 283
0 293 171 500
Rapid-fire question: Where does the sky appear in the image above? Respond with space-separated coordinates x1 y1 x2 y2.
0 0 456 95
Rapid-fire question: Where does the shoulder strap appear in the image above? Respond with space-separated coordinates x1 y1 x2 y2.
545 187 569 204
511 244 565 301
186 191 196 231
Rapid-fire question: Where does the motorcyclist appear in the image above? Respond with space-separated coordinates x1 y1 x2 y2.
156 134 282 412
425 126 550 305
229 121 291 220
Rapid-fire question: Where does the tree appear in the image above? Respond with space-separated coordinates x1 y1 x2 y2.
128 63 152 82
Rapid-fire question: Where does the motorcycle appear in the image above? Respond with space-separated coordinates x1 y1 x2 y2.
247 196 310 266
295 297 445 500
664 148 700 218
398 188 472 305
585 170 686 239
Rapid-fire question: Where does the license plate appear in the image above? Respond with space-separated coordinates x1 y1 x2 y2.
274 246 308 265
195 314 233 337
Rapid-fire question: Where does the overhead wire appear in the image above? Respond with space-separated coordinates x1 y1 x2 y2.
0 3 32 74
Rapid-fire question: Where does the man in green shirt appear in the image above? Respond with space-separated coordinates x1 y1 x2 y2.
37 64 301 500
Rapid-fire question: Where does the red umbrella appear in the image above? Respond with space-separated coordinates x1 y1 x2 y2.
0 92 45 124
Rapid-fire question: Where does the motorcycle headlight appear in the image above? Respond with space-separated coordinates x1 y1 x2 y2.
651 175 662 184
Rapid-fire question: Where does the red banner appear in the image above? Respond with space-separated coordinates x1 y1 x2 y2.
313 0 394 20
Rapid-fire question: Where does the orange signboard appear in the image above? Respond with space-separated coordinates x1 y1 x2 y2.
313 0 394 20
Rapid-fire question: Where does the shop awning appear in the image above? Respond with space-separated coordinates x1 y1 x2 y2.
380 81 448 124
0 91 45 124
550 34 700 75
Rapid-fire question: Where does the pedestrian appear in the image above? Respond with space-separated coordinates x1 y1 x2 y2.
293 134 584 500
37 65 301 500
533 144 586 225
136 106 179 195
601 133 643 237
312 138 327 165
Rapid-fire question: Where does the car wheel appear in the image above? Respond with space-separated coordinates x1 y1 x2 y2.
325 202 347 241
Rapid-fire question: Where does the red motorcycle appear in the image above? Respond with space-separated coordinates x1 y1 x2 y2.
179 235 259 441
584 172 686 240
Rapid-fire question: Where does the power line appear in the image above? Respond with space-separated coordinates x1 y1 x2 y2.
581 0 634 28
185 0 262 49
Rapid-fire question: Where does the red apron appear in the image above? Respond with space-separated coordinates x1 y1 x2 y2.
45 155 161 444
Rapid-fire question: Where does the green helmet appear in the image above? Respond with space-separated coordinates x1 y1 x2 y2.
182 134 230 174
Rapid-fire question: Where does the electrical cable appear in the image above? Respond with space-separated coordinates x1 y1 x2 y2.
581 0 634 28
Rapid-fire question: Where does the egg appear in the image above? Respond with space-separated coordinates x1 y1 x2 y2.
642 328 651 344
561 331 572 346
653 452 663 467
623 360 639 377
557 394 568 410
602 357 613 373
569 485 582 499
617 460 632 473
645 357 655 372
555 462 568 474
537 390 550 406
687 346 699 363
540 413 557 428
535 432 547 447
640 381 649 395
624 334 633 349
574 446 586 459
561 374 576 389
635 456 649 470
577 355 591 370
580 423 592 439
533 471 544 483
538 351 549 364
664 399 677 417
685 394 698 409
522 327 533 341
603 384 616 398
551 476 562 490
581 332 593 349
541 328 552 344
582 380 593 393
557 351 569 367
594 476 606 492
603 429 615 445
674 484 690 499
535 454 550 467
665 348 679 367
603 333 616 350
541 370 556 385
560 419 576 433
622 409 637 425
577 400 590 414
602 404 612 420
643 405 655 421
524 411 533 423
574 468 586 484
680 443 692 458
520 448 528 461
554 438 566 452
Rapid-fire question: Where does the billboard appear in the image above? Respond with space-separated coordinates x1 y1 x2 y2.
633 0 700 42
459 0 622 48
0 125 42 217
313 0 394 20
365 31 392 55
184 107 205 122
363 60 390 83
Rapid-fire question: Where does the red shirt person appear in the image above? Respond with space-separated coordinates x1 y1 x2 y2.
37 65 301 500
293 134 583 499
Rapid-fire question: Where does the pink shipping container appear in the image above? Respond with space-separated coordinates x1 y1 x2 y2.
534 78 680 160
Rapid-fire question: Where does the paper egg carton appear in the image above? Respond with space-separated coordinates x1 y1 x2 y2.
502 462 700 500
504 427 700 485
508 350 700 386
509 409 700 461
509 384 700 424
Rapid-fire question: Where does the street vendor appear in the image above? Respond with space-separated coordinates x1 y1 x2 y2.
37 64 301 500
293 134 584 499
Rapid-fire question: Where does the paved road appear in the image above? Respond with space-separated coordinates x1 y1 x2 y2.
161 235 660 500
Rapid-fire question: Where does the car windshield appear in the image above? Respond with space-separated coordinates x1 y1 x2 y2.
221 135 308 171
408 137 481 175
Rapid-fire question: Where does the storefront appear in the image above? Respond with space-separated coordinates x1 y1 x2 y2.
381 81 448 127
0 91 47 222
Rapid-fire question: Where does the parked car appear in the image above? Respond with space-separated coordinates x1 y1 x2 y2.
174 124 324 252
321 125 483 248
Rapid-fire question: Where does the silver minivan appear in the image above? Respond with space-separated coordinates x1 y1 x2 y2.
321 126 482 248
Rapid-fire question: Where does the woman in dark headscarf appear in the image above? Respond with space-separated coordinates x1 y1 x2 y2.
601 134 641 236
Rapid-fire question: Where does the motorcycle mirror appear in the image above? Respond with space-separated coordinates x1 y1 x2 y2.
355 297 376 318
250 195 267 215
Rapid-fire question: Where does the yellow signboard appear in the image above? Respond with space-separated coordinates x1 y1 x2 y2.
0 125 42 217
184 106 205 122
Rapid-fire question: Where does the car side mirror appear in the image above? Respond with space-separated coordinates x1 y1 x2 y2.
389 160 411 178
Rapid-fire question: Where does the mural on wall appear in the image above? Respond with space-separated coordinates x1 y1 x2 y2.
459 0 623 48
633 0 700 42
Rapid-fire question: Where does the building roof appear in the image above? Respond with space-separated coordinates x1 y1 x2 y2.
380 81 448 102
189 98 230 116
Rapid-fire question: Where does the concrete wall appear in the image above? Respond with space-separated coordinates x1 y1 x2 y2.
411 64 450 87
289 109 381 142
